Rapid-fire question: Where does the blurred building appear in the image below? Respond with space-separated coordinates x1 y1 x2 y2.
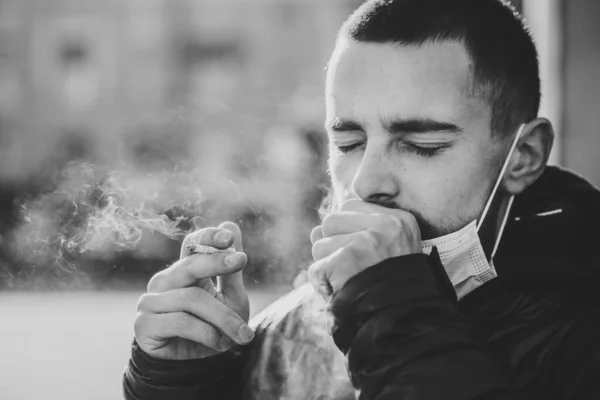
0 0 364 181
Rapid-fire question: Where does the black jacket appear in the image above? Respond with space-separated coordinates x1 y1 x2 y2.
123 166 600 399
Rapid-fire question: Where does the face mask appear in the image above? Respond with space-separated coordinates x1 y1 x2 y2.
421 124 525 300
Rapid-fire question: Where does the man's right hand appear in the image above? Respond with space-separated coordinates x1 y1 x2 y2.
133 221 254 360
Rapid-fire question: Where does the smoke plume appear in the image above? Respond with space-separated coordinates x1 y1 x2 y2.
10 161 203 271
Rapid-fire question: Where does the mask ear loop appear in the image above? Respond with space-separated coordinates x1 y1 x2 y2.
476 124 525 233
491 194 514 259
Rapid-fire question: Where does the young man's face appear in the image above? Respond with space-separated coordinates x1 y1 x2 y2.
325 40 509 239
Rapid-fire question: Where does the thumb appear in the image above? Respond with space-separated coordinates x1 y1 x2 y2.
216 221 247 302
219 221 244 252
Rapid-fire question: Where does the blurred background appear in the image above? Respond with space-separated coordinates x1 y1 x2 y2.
0 0 598 399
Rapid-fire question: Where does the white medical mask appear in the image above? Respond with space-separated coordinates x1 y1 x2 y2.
421 124 525 300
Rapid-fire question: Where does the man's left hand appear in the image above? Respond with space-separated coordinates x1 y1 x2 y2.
308 199 422 299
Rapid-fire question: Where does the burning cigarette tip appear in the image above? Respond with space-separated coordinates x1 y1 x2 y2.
185 244 196 252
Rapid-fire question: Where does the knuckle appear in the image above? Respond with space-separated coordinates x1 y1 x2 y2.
321 214 336 237
312 241 325 260
136 293 152 312
310 225 323 244
199 326 220 348
345 240 361 257
147 272 165 293
311 244 319 261
359 231 377 249
346 237 368 258
133 312 148 338
340 244 358 261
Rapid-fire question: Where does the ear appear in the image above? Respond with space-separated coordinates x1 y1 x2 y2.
503 118 555 195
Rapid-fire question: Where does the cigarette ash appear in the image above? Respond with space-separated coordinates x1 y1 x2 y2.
10 161 204 271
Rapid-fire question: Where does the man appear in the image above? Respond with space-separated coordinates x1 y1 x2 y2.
123 0 600 399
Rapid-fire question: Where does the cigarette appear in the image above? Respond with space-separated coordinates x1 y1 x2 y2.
185 244 236 254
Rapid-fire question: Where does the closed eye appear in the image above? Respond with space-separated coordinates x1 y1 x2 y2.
404 143 448 157
334 142 364 153
333 141 450 157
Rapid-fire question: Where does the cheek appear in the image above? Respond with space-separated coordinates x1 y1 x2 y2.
403 153 494 228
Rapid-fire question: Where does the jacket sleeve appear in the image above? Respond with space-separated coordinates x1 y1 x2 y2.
328 249 523 400
122 339 252 400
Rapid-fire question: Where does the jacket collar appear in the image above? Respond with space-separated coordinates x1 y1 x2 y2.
494 165 600 282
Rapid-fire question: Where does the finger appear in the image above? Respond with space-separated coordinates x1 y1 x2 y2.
308 248 344 299
339 198 386 213
308 245 357 298
339 199 419 228
134 312 230 352
325 245 362 293
321 211 373 237
216 222 246 299
219 222 244 252
310 225 323 245
181 227 235 259
148 251 247 293
312 232 354 261
138 287 254 345
339 198 413 215
322 207 419 239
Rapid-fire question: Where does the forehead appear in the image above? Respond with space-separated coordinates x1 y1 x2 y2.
326 39 488 125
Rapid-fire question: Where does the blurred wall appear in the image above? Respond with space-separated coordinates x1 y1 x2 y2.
523 0 563 165
0 0 170 179
0 0 360 181
563 0 600 186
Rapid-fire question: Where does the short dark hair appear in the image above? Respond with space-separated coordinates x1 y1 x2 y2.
339 0 540 138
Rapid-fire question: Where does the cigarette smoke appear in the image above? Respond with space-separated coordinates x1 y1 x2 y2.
10 161 203 272
4 154 327 289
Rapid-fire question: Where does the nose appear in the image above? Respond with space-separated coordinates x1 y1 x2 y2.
350 142 400 204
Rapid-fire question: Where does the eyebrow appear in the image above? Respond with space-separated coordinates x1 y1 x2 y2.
327 118 363 132
327 117 463 135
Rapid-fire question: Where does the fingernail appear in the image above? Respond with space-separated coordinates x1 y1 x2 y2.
219 336 232 351
215 231 233 245
237 324 254 342
225 253 243 268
